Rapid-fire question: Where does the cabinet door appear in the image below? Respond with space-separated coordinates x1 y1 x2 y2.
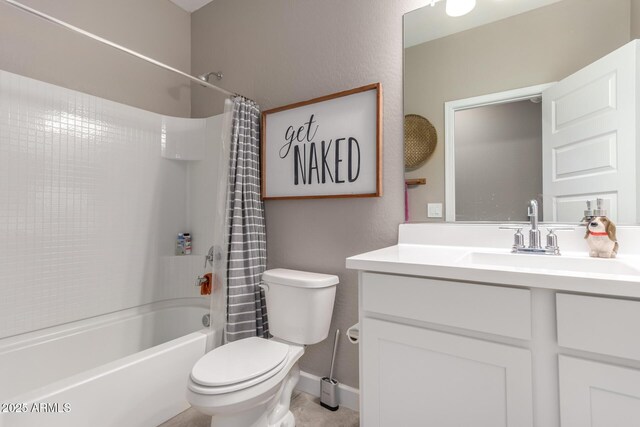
559 356 640 427
361 318 533 427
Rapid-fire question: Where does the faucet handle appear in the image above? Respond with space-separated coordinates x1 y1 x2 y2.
545 226 575 232
544 227 574 255
500 226 525 251
546 230 559 251
204 246 215 269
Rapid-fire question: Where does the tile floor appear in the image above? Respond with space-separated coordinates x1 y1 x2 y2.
290 391 359 427
159 391 359 427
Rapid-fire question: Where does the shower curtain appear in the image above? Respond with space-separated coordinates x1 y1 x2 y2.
225 96 269 342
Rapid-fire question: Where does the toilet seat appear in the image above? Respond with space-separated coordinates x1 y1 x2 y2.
190 337 290 395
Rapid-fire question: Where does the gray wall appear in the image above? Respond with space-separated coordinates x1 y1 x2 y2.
192 0 425 388
455 100 542 221
633 0 640 39
405 0 632 221
0 0 192 117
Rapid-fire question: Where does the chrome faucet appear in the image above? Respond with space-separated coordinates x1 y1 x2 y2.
528 200 541 249
500 199 574 255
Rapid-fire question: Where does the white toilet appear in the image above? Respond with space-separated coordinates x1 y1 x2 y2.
186 268 338 427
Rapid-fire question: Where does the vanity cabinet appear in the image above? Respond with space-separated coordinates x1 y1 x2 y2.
558 356 640 427
358 272 640 427
359 272 534 427
362 318 533 427
556 293 640 427
556 293 640 360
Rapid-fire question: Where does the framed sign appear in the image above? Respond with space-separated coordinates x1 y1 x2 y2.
261 83 382 200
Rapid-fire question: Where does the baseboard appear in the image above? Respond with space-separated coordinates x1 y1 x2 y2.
295 370 360 412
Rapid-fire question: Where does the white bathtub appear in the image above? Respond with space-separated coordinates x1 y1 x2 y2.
0 298 214 427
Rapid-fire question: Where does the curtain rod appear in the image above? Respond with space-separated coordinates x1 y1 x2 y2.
3 0 237 98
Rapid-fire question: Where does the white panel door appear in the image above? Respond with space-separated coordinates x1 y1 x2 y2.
542 40 638 223
559 356 640 427
361 318 533 427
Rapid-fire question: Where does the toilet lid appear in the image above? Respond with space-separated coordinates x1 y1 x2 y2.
191 337 289 387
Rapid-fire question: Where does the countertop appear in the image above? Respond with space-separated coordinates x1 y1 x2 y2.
346 243 640 298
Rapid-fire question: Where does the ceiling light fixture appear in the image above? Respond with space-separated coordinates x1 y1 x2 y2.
445 0 476 17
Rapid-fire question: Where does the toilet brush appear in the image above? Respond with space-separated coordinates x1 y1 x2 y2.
320 329 340 411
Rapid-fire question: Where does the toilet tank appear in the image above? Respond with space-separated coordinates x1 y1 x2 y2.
262 269 338 345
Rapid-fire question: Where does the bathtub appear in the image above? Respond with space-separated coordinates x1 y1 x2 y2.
0 298 214 427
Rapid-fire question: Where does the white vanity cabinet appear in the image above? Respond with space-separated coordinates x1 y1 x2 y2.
359 272 534 427
556 294 640 427
558 356 640 427
357 271 640 427
348 224 640 426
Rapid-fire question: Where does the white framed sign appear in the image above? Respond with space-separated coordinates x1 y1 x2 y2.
261 83 382 200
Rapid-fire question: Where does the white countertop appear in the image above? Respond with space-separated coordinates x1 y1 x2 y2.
346 238 640 299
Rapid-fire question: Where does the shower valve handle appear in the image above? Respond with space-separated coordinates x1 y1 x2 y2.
204 246 215 268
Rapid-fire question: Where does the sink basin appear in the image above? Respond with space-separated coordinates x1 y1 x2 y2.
458 252 640 276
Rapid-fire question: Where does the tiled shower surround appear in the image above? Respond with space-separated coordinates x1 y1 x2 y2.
0 70 220 339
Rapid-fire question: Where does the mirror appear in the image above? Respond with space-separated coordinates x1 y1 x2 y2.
404 0 640 224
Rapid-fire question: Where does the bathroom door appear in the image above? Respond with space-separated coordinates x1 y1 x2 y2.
541 40 639 224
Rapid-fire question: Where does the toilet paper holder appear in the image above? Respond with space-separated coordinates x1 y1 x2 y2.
346 323 359 344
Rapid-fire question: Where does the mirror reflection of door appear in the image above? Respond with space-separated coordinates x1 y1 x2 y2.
446 40 640 224
542 40 639 224
454 99 542 222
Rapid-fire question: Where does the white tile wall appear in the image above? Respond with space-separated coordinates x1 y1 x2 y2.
0 70 222 339
188 114 224 257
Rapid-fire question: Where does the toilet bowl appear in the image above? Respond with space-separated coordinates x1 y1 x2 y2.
186 269 338 427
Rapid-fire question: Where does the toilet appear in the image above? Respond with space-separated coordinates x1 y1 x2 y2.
186 268 338 427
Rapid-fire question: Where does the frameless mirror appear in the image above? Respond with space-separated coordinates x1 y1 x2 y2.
404 0 640 224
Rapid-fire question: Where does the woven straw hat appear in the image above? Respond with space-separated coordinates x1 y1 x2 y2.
404 114 437 170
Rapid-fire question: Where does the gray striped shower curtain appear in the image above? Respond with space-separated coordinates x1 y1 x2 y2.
225 96 269 342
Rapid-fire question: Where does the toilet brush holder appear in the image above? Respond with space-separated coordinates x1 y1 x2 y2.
320 329 340 411
320 377 339 411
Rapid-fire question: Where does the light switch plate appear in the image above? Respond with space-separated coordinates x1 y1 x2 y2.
428 203 443 218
